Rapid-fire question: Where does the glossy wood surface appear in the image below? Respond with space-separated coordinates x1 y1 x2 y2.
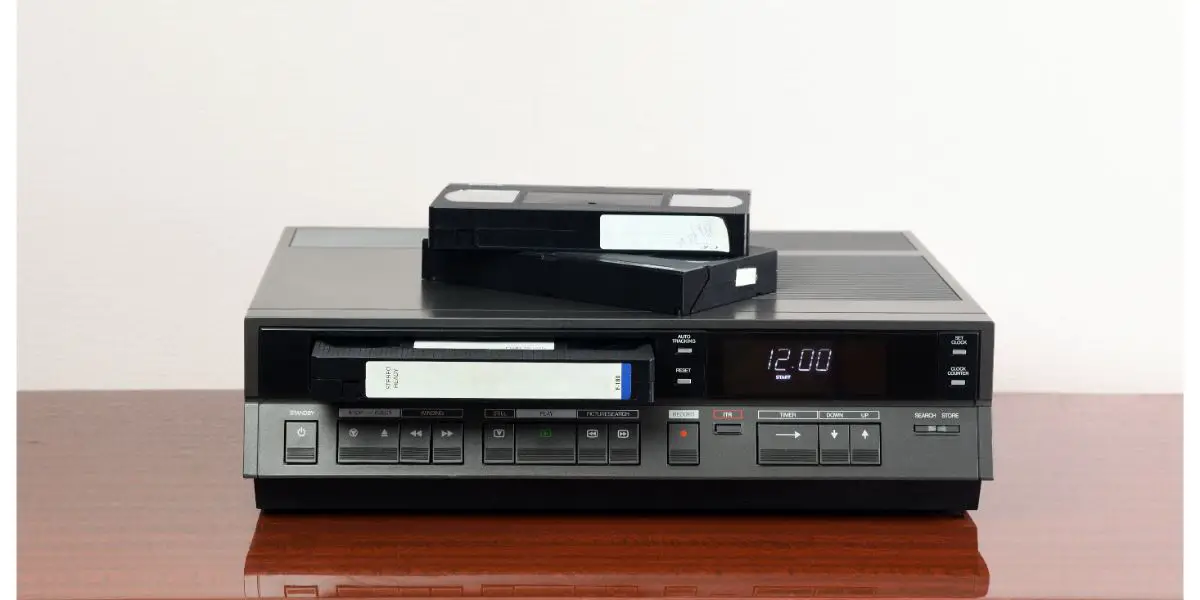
17 391 1182 600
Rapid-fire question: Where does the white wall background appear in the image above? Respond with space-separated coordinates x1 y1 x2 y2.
17 0 1182 392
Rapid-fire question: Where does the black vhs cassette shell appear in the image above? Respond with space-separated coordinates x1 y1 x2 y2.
427 183 750 257
421 241 777 315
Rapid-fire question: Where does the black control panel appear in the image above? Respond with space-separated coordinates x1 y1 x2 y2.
258 329 983 403
262 404 982 489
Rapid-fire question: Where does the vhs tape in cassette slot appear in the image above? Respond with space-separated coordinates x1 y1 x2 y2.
310 339 654 403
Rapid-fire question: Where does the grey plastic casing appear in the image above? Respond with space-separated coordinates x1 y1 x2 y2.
243 227 994 512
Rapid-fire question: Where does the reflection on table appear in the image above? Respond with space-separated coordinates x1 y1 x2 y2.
243 513 988 598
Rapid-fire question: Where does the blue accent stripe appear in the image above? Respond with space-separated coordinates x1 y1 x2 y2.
621 363 631 400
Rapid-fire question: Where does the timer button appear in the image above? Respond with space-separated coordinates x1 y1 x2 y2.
757 424 818 465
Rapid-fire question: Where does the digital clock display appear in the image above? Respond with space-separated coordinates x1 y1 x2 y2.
709 333 940 399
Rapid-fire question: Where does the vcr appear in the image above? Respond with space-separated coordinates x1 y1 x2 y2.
244 227 994 513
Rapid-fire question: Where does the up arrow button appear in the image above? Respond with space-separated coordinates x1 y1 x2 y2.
850 424 881 465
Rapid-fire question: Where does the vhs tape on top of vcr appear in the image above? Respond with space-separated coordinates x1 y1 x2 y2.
427 183 750 257
421 240 777 315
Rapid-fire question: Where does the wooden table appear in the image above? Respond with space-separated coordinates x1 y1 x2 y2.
17 391 1182 600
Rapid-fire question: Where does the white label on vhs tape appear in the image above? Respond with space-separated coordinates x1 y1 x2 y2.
735 267 758 287
365 361 630 400
599 215 730 252
413 340 554 350
668 194 744 208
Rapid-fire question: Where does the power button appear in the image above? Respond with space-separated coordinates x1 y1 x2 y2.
284 421 318 464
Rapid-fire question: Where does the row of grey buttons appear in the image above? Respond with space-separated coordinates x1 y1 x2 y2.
483 423 640 465
757 423 880 465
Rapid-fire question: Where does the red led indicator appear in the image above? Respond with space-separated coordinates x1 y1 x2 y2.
679 429 688 438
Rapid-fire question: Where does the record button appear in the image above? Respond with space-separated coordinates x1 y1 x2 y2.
667 423 699 465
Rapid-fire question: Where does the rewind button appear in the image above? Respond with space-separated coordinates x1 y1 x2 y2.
401 423 432 464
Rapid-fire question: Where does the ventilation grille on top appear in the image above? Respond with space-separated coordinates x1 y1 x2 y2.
771 255 959 301
755 231 915 251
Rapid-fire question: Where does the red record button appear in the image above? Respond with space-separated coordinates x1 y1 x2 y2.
712 409 744 421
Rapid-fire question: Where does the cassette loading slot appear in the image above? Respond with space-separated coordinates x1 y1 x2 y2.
310 340 654 403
